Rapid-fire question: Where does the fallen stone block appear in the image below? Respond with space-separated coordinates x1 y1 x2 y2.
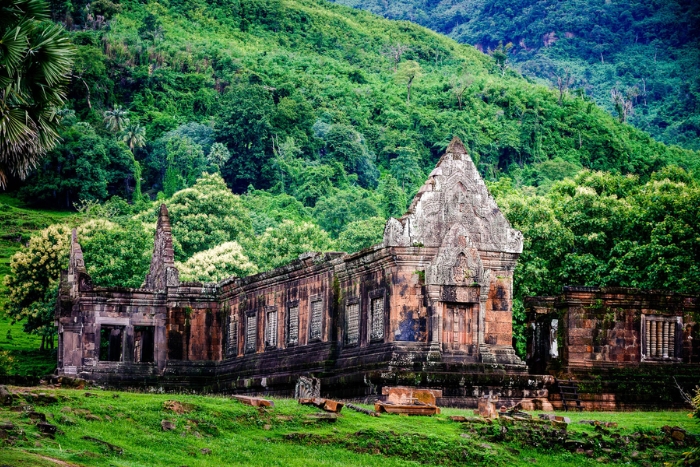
381 386 442 406
374 401 440 416
231 395 274 408
27 412 46 422
57 376 86 389
539 413 556 421
552 420 568 430
298 397 344 413
555 416 571 424
449 416 467 422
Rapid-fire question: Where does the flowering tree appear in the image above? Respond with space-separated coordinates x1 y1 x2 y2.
176 241 257 283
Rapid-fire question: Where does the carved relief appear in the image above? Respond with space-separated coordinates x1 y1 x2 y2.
382 137 523 254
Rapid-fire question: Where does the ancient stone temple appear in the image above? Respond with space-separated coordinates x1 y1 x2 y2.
57 138 549 405
525 287 700 409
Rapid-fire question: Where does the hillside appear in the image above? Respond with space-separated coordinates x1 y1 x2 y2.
0 387 697 466
331 0 700 151
21 0 698 208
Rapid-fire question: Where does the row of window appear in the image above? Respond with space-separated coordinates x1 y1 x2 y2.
226 296 386 356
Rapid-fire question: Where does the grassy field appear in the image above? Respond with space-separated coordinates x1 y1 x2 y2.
0 193 78 376
0 388 697 466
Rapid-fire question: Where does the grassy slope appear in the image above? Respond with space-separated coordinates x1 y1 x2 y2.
0 193 80 376
0 388 697 466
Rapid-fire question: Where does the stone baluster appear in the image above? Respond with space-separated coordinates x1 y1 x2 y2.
669 321 675 358
662 321 669 358
645 318 651 358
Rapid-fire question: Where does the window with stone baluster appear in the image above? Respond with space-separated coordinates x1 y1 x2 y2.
309 298 323 341
265 307 278 349
346 300 360 345
245 311 257 354
641 315 682 361
226 315 238 357
370 297 384 341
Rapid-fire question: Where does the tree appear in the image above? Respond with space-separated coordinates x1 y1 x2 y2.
611 86 638 123
390 147 425 193
395 60 422 104
378 175 407 218
336 216 386 253
121 123 147 202
312 188 380 238
2 220 115 348
103 105 130 133
217 84 275 192
384 43 409 72
450 72 473 110
167 173 254 260
121 123 146 152
176 241 258 282
18 117 138 207
245 220 335 271
0 0 75 187
320 124 379 189
162 135 209 197
489 41 513 77
81 221 153 288
207 142 231 171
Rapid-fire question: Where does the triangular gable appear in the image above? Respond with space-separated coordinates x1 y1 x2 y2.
383 137 522 254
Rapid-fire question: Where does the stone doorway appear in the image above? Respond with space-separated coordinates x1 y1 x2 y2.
443 303 477 353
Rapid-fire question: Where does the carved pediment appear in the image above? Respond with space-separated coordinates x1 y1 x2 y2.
383 137 523 254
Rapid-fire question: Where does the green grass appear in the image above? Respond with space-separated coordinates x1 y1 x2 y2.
0 389 697 466
0 192 77 376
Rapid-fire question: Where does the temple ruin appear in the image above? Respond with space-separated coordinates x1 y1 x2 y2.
525 287 699 409
56 137 550 404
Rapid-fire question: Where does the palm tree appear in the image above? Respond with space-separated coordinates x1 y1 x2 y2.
121 123 146 151
103 105 130 133
0 0 75 187
120 122 146 203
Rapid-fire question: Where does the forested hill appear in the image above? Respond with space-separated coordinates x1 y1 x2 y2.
331 0 700 151
20 0 698 210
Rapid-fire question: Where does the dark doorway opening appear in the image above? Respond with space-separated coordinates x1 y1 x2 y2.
99 326 124 362
134 326 155 363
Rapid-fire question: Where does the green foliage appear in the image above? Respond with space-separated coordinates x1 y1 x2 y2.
378 175 408 218
336 216 386 252
81 221 153 288
18 118 136 208
0 0 75 185
167 173 253 260
2 223 73 327
494 167 700 298
312 188 381 238
245 220 335 271
176 241 258 283
333 0 700 151
0 349 13 376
